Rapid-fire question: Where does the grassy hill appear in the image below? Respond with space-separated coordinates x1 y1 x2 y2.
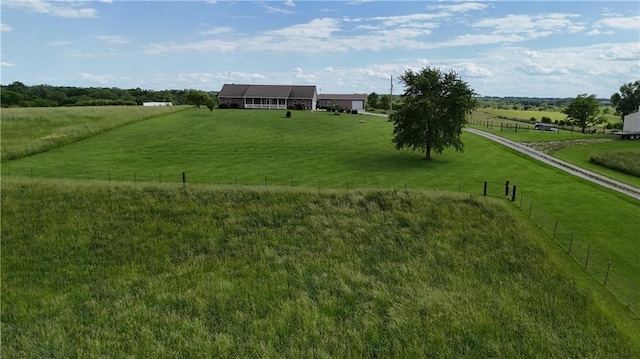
2 107 639 319
2 178 638 357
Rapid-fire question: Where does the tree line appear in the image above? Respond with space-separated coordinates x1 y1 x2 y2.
0 81 218 108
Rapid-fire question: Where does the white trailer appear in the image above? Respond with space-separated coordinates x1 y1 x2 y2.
614 108 640 140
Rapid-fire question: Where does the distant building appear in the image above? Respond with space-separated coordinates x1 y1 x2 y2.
318 94 367 111
218 84 317 110
143 102 173 106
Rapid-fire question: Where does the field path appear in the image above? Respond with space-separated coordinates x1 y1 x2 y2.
464 128 640 200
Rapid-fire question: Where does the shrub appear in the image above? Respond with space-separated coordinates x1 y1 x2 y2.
530 116 537 122
351 109 358 115
541 116 552 123
285 111 292 118
218 103 230 109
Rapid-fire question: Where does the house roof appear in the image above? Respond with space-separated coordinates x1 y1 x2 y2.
318 94 367 101
218 84 316 99
218 84 250 98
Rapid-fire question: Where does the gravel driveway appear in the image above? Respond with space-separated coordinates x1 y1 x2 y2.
464 128 640 200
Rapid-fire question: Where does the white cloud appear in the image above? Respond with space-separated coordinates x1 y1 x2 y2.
1 23 12 32
96 35 129 45
593 16 640 30
5 0 98 18
2 61 16 67
258 2 295 14
473 13 584 40
143 39 237 54
428 2 488 14
200 27 234 36
284 0 295 7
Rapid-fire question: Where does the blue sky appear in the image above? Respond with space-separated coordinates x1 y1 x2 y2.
1 1 638 97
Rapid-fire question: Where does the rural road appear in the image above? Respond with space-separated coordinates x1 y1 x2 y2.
464 128 640 201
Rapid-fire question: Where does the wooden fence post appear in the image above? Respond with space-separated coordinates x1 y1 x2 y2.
483 181 487 196
182 172 186 186
511 185 517 201
604 261 611 286
505 180 510 196
584 245 591 270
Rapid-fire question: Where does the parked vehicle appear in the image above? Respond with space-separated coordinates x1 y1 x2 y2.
534 123 558 132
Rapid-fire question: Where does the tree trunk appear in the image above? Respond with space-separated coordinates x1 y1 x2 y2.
424 146 432 160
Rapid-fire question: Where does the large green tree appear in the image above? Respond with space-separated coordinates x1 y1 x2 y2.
562 94 602 133
186 89 215 109
367 92 379 109
390 67 477 160
610 80 640 120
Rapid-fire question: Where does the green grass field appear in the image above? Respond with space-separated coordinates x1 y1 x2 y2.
2 179 638 357
0 105 188 161
482 108 620 124
2 106 639 354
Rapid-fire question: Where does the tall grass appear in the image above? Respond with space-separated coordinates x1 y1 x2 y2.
0 105 189 161
2 178 638 357
590 150 640 178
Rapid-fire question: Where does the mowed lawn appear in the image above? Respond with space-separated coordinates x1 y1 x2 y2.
2 108 639 313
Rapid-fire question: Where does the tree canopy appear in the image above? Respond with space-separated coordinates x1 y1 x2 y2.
390 67 477 160
610 80 640 120
562 94 602 133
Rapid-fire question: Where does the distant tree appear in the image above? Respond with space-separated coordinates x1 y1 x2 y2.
390 67 477 160
367 92 379 109
187 90 214 108
610 80 640 120
563 94 602 133
379 94 390 111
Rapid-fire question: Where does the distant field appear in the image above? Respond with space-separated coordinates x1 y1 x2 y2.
2 179 638 357
0 105 188 161
482 108 620 124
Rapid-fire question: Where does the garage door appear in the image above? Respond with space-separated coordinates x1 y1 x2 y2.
351 100 364 110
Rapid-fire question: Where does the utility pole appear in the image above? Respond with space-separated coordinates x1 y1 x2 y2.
389 75 393 112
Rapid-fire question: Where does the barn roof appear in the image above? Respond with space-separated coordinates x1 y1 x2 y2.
318 94 367 101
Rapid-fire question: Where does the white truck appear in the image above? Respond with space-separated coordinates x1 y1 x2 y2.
614 108 640 140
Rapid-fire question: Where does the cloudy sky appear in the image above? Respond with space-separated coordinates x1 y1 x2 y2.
1 1 638 97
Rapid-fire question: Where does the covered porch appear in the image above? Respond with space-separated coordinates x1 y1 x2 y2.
243 97 287 109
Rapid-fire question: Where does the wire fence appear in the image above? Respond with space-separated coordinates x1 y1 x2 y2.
3 166 638 315
513 187 639 315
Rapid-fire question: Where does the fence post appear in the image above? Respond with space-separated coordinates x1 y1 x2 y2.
604 261 611 286
528 200 533 217
553 220 558 239
505 180 509 196
483 181 487 196
519 191 523 207
568 232 574 254
511 185 517 202
584 245 591 270
628 283 637 308
182 172 186 186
